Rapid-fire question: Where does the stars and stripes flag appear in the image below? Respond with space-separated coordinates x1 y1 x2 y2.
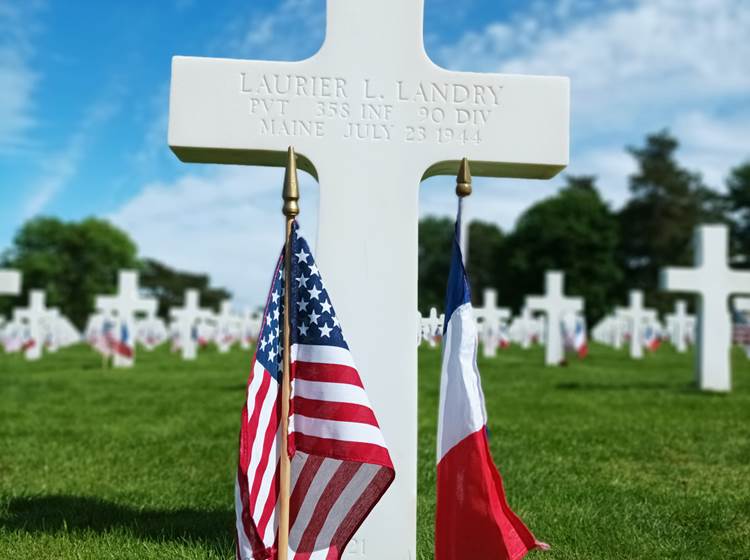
111 320 134 358
236 222 394 560
436 209 546 560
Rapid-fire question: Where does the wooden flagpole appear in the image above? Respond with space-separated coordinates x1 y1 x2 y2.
278 146 299 560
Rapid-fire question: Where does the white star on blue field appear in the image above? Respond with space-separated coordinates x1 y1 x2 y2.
1 0 748 307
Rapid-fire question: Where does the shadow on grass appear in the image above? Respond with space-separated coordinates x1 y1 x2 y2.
0 495 233 551
555 381 699 393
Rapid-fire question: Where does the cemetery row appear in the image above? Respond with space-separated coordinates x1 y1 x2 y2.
2 224 749 391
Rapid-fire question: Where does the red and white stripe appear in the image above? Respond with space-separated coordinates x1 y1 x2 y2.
283 343 394 559
237 357 283 559
236 339 392 559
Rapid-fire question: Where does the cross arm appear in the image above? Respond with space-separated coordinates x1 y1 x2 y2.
525 296 547 311
567 297 584 312
729 271 750 296
661 267 700 294
169 34 569 181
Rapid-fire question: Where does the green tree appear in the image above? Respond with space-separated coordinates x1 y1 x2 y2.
465 220 505 305
139 258 231 318
617 131 728 310
418 216 454 313
503 175 621 324
726 161 750 266
1 217 138 328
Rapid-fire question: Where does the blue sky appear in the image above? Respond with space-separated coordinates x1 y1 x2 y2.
1 0 749 306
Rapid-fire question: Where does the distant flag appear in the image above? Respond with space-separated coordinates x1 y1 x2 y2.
191 323 208 348
732 307 750 356
498 323 511 349
21 327 35 351
643 323 661 352
436 159 546 560
573 315 588 358
235 222 395 560
111 320 133 358
92 317 113 357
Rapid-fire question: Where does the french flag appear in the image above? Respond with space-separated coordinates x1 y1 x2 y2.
574 316 588 359
436 214 547 560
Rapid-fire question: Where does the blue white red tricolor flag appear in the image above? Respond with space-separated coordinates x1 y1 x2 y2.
573 315 588 358
236 222 394 560
436 207 546 560
643 323 661 352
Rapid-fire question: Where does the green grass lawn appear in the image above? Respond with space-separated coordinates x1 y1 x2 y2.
1 343 749 559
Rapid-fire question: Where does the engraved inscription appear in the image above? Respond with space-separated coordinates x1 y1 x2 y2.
239 72 503 146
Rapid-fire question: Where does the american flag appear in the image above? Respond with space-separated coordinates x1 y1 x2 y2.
236 222 394 560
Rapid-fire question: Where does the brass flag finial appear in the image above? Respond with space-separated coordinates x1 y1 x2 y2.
283 146 300 217
455 157 472 198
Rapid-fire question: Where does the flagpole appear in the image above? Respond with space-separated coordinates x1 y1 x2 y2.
279 146 299 560
456 157 472 239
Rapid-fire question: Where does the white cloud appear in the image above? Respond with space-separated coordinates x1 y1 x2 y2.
109 166 320 308
673 110 750 187
0 1 41 153
440 0 750 126
437 0 750 206
23 100 119 218
220 0 324 61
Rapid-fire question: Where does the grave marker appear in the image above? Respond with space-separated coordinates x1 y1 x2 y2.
215 300 240 353
661 225 750 391
526 271 583 365
0 269 21 297
96 271 157 367
13 290 49 361
170 289 213 360
168 0 569 554
474 288 511 357
665 300 694 353
616 290 657 360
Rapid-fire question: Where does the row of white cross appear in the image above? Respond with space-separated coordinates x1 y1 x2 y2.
87 272 262 366
414 225 750 391
0 268 263 364
592 295 698 356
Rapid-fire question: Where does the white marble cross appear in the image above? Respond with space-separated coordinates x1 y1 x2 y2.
96 270 157 368
170 289 213 360
474 288 511 357
665 300 694 353
13 290 49 361
214 300 240 354
515 306 536 349
168 1 568 554
661 225 750 391
616 290 657 360
420 307 444 348
0 269 21 297
526 271 583 366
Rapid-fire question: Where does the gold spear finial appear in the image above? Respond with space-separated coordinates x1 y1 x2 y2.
455 157 472 197
283 146 300 217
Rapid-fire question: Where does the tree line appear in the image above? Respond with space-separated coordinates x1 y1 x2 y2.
419 130 750 324
3 130 748 329
0 218 230 329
